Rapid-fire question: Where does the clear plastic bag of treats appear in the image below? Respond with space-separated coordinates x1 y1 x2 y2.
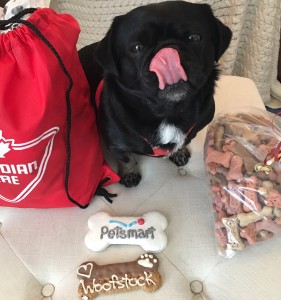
204 108 281 257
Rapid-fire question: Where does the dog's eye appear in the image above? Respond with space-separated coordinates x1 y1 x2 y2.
187 33 201 41
130 43 145 53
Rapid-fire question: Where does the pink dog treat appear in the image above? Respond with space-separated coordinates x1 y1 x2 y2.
274 217 281 225
226 182 243 214
206 147 233 168
258 138 278 154
208 162 218 176
222 140 237 152
240 223 257 245
215 228 228 247
215 210 228 228
211 183 229 213
255 219 281 234
266 189 281 208
243 176 262 212
226 155 244 181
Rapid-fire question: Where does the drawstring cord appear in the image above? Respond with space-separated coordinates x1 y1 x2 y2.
95 177 117 204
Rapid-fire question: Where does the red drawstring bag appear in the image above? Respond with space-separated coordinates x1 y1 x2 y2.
0 8 119 208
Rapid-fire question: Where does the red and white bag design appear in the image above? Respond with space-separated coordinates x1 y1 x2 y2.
0 8 119 208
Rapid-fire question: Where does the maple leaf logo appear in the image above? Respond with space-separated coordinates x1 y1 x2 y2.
0 130 12 158
0 127 60 204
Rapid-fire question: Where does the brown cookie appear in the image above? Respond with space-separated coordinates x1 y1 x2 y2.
77 253 161 299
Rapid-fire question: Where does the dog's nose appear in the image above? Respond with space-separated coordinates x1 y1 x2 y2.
149 48 188 90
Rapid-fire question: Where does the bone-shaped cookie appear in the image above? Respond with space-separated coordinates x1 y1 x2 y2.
85 212 168 253
77 253 161 299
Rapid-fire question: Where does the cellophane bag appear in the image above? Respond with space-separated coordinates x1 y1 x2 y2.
204 108 281 257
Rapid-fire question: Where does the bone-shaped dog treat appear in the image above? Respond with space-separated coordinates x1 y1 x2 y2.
211 183 229 213
243 176 261 212
222 140 237 152
77 253 161 299
226 142 258 175
85 212 168 253
255 219 281 234
263 181 274 190
215 210 227 228
237 206 273 227
215 228 228 247
266 189 281 208
206 147 233 168
214 124 225 151
235 113 272 128
226 182 243 215
226 122 259 143
222 216 245 251
240 223 257 245
273 207 281 218
258 138 278 155
258 181 274 198
226 155 244 181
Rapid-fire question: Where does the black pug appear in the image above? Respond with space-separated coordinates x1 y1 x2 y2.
79 1 232 187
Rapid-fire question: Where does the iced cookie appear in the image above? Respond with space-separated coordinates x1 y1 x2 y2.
85 212 168 253
77 253 161 299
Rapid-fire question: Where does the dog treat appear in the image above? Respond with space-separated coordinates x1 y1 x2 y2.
85 212 168 253
204 109 281 257
77 253 161 299
237 206 273 227
222 216 245 251
226 155 244 181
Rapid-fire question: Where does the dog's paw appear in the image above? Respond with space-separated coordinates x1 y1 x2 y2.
169 147 191 166
120 173 142 187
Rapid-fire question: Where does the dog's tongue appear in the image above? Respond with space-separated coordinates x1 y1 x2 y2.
149 47 188 90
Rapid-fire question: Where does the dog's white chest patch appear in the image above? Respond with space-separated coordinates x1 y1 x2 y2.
156 121 185 148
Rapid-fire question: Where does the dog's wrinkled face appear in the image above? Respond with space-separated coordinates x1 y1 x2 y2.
95 1 232 103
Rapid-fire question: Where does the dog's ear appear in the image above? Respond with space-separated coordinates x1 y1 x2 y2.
94 17 121 77
213 17 232 62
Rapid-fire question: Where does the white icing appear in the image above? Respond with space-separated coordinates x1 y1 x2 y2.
80 271 156 295
77 263 93 279
138 258 153 268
